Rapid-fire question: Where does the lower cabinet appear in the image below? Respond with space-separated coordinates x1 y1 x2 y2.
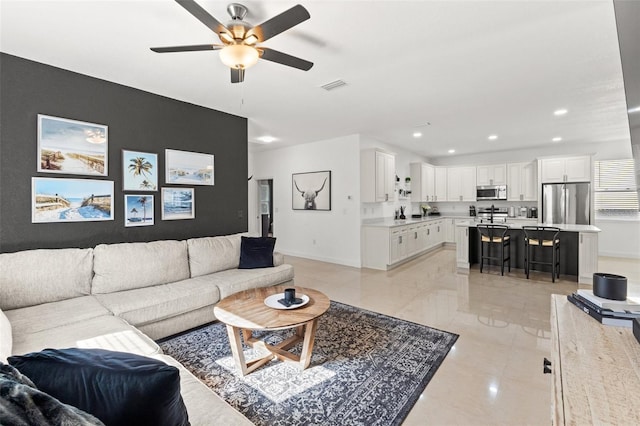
390 228 408 264
455 225 469 270
578 232 598 284
362 219 447 270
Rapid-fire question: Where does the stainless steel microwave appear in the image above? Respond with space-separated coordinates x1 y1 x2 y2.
476 185 507 201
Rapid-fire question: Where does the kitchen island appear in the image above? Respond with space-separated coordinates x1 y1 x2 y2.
455 221 600 284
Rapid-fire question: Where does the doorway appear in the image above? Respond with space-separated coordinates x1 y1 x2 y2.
257 179 273 236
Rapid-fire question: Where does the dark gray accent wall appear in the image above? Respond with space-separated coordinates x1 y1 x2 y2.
0 53 248 253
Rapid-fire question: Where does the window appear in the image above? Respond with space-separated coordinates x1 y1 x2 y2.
594 159 639 212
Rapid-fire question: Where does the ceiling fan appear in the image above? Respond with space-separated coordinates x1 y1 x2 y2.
151 0 313 83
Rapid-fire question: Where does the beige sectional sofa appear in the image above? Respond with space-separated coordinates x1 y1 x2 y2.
0 233 294 425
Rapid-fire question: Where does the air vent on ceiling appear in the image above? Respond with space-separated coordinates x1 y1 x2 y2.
321 79 347 91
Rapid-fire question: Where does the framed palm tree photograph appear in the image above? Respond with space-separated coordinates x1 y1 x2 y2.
122 150 158 191
124 194 154 227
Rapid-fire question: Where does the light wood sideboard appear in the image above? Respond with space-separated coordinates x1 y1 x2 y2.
550 295 640 425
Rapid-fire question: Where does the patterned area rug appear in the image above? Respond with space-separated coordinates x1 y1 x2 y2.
159 301 458 426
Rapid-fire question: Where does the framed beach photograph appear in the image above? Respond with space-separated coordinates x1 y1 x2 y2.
124 195 154 227
161 187 195 220
37 114 108 176
165 149 214 186
122 150 158 191
32 177 114 223
292 170 331 211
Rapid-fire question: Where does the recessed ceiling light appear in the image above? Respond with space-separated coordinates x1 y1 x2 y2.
448 149 455 154
552 137 562 142
488 134 498 140
554 108 568 116
413 132 422 138
257 136 276 143
628 106 640 113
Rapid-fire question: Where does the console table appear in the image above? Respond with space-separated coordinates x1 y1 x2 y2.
549 295 640 424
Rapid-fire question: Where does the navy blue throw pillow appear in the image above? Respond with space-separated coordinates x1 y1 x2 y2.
239 236 276 269
8 348 189 426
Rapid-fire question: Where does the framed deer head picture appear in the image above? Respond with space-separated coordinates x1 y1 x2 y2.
292 170 331 211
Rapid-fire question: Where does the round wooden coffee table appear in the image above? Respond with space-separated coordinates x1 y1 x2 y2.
213 285 330 376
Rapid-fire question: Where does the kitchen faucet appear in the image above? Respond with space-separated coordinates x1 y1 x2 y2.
490 204 494 223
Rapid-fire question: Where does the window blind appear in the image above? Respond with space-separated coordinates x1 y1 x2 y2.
594 159 639 211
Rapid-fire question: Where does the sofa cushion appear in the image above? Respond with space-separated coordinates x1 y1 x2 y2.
155 354 254 426
9 348 189 426
211 264 295 299
10 314 160 358
0 248 93 310
187 233 244 277
1 309 12 364
94 275 220 327
5 296 111 335
239 236 276 269
92 240 190 294
0 363 105 426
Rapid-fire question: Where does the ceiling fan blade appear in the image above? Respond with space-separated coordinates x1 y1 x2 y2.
248 4 310 43
260 48 313 71
150 44 223 53
231 68 245 84
175 0 231 38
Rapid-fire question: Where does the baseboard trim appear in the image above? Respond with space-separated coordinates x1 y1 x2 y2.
599 251 640 260
278 249 361 268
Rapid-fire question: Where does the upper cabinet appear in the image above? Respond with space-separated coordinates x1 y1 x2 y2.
507 161 538 201
447 166 476 201
434 167 447 202
476 164 507 186
410 163 436 202
361 149 396 202
540 156 591 183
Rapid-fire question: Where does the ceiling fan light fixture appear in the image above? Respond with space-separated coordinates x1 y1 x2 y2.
219 32 235 44
244 34 259 45
219 44 259 69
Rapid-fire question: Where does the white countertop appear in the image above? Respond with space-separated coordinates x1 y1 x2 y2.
362 215 537 228
362 216 451 228
455 220 600 233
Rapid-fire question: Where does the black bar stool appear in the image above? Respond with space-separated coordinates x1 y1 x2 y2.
477 225 511 276
522 226 561 282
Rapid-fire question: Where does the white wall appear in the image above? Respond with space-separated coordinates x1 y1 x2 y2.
249 135 362 267
595 219 640 259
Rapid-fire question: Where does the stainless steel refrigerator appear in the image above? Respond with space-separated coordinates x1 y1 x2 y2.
542 183 591 225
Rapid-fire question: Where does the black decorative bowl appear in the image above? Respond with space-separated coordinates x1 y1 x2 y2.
593 273 627 301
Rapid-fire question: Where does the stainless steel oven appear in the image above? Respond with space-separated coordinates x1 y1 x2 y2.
476 185 507 201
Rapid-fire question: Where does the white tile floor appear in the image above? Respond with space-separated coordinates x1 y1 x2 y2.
286 249 640 425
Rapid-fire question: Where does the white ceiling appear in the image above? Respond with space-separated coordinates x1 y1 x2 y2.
0 0 632 159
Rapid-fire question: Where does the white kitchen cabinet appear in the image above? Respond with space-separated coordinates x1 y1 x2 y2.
540 156 591 183
434 167 447 202
410 163 435 202
455 225 470 270
578 232 598 284
507 161 538 201
389 228 408 264
432 220 444 246
447 166 476 201
406 225 420 256
362 219 448 270
476 164 507 186
361 149 396 202
445 218 455 242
